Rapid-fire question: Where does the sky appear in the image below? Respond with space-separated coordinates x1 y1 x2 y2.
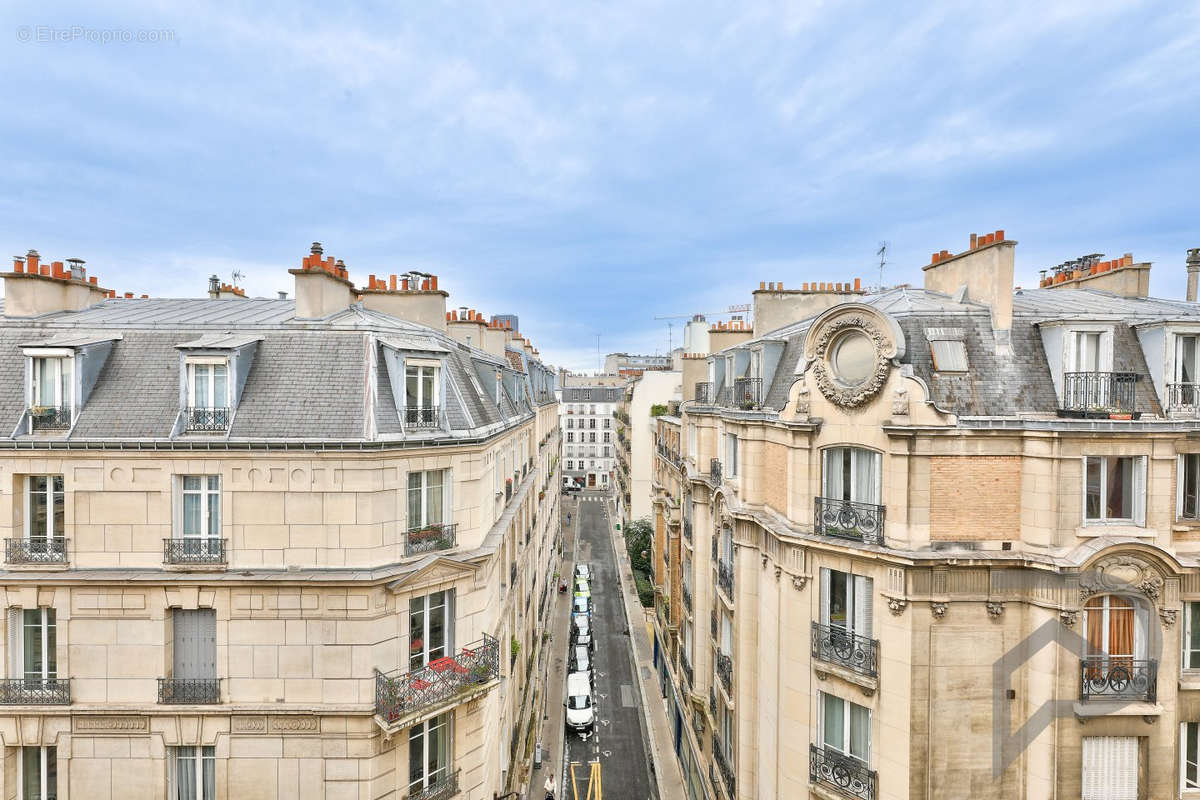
1 1 1198 373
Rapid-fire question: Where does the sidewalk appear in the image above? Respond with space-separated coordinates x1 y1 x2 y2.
603 496 686 800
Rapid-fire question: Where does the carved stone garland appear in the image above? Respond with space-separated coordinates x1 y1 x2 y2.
1075 554 1176 627
811 316 892 408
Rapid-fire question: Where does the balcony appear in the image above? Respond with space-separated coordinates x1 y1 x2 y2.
28 404 71 431
717 559 734 600
683 518 693 545
163 538 227 565
6 537 68 565
813 497 885 545
811 622 878 678
716 651 732 696
680 651 694 688
731 377 763 410
713 735 736 797
710 609 717 640
403 405 440 428
0 678 71 705
158 677 221 704
408 769 461 800
404 523 457 558
510 563 517 587
375 635 500 726
694 381 713 404
1079 657 1157 703
1059 372 1139 418
1167 383 1200 415
709 686 717 718
682 583 693 615
184 406 230 432
709 458 722 486
809 744 876 800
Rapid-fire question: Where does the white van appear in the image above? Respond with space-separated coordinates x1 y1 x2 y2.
565 672 594 735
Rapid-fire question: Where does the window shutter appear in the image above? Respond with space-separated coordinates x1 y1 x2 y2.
7 609 20 680
1081 736 1138 800
445 590 455 654
173 609 216 680
819 568 831 626
854 576 873 638
1134 457 1147 527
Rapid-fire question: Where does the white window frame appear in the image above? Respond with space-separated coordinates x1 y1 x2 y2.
818 692 871 763
819 568 873 638
17 745 56 800
169 744 215 800
23 475 64 540
1065 328 1114 373
186 359 230 410
1183 602 1200 671
1082 455 1146 526
1183 721 1200 792
408 591 454 671
404 361 441 410
821 447 882 506
9 607 56 683
1179 454 1200 521
407 469 449 529
178 475 221 539
27 351 74 412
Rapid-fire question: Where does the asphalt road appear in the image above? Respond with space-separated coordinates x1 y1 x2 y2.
561 491 653 800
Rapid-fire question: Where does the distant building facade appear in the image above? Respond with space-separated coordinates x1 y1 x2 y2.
604 352 672 376
559 384 622 489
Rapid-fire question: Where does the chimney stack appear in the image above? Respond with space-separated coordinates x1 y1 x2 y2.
289 242 356 318
1188 248 1200 303
359 270 449 331
208 275 220 299
923 229 1015 352
3 248 110 317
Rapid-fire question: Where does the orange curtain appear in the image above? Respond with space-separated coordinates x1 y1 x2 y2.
1109 597 1135 661
1085 597 1105 656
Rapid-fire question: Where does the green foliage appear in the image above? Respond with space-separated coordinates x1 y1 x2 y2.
650 404 669 417
623 516 655 607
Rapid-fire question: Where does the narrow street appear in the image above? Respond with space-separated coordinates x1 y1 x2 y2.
558 490 654 800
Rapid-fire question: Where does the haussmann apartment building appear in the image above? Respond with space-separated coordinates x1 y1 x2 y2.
649 235 1200 800
0 244 562 800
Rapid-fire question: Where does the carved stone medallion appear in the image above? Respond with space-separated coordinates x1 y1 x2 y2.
811 316 893 408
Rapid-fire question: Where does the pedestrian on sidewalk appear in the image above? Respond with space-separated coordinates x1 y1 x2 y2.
543 774 555 799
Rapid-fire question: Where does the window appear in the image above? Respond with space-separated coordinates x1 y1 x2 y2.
8 608 56 683
170 745 215 800
603 419 610 429
1184 602 1200 670
25 476 64 541
601 474 608 485
725 434 738 477
172 609 217 682
603 432 610 443
409 712 453 795
688 423 696 457
603 447 610 457
18 746 56 800
930 340 968 372
187 361 229 409
405 363 438 409
408 470 446 529
589 419 596 429
30 356 72 411
588 432 596 443
180 476 220 539
409 590 453 671
1084 456 1146 525
1184 722 1200 790
822 447 881 505
1081 736 1138 800
566 461 574 471
566 419 573 429
1074 332 1102 372
1180 454 1200 520
567 433 574 443
819 693 870 763
819 569 873 637
1084 595 1145 660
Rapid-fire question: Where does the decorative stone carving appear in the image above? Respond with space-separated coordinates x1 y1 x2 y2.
794 385 811 416
791 574 809 591
774 566 782 581
1059 609 1078 627
887 597 907 616
811 316 893 408
1078 555 1164 603
1160 607 1179 627
892 387 910 416
761 555 768 568
73 716 149 733
930 602 948 619
986 601 1004 618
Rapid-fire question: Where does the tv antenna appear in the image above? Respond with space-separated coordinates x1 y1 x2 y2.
875 242 888 291
231 269 245 286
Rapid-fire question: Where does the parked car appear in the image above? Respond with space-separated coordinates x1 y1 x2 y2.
571 612 591 639
573 627 595 652
565 672 595 736
572 595 591 616
569 644 592 675
573 582 591 599
574 563 592 581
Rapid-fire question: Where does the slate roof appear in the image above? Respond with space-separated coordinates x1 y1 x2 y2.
0 297 552 442
716 286 1200 419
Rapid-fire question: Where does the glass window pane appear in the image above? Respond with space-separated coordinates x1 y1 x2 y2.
23 610 41 679
409 597 426 670
213 365 227 408
1106 457 1131 519
822 694 844 751
194 365 209 408
1190 602 1200 669
177 746 197 800
183 493 201 537
22 747 41 800
428 598 446 660
849 703 870 760
45 611 56 678
422 370 435 408
60 358 72 409
30 477 48 539
427 476 443 526
409 721 426 789
1085 457 1102 520
207 491 220 538
1187 455 1200 519
51 479 64 539
829 571 849 628
832 332 875 385
406 367 419 409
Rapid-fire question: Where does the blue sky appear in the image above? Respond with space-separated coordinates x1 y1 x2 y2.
1 1 1197 372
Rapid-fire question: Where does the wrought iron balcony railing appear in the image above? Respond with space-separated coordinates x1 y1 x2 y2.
0 678 71 704
694 381 712 404
1060 372 1138 417
713 735 735 797
375 635 500 724
404 523 457 558
1079 656 1157 702
682 583 693 614
158 677 221 704
716 651 732 696
709 686 717 717
28 405 71 431
184 406 230 432
1168 383 1200 414
403 405 440 428
810 744 876 800
680 651 693 688
814 497 885 545
710 609 718 640
811 622 879 677
717 559 734 600
731 377 763 409
709 458 722 485
6 537 68 565
408 769 461 800
683 518 693 544
163 538 226 565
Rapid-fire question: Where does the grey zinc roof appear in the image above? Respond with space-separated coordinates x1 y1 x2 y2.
0 329 28 431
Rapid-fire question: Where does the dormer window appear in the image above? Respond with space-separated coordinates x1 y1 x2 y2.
1171 334 1200 411
28 355 73 432
404 362 440 428
186 360 230 431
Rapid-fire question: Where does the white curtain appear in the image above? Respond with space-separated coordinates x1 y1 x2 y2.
823 449 844 499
